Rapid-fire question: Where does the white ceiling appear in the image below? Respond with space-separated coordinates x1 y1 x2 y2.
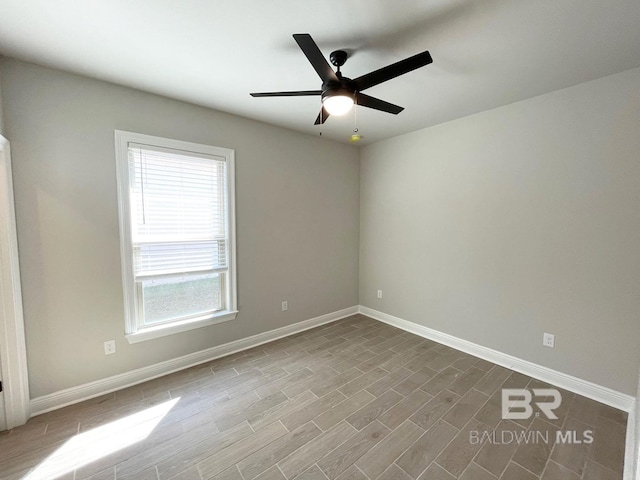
0 0 639 145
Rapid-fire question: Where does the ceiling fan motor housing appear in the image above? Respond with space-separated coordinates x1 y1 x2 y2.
329 50 348 68
325 50 355 99
321 77 356 103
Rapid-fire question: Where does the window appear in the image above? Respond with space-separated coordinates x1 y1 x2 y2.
115 131 237 343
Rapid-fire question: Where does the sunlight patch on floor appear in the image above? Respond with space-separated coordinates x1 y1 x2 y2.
24 398 179 480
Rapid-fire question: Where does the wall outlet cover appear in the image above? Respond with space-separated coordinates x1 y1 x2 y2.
104 340 116 355
543 333 555 348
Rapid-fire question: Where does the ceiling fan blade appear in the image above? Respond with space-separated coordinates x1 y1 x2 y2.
314 106 330 125
293 34 339 84
354 50 432 92
250 90 321 97
356 93 404 114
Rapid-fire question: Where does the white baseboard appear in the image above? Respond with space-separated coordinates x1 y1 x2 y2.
359 305 635 412
30 306 358 416
30 303 635 418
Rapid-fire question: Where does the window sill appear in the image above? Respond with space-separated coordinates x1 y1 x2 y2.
126 310 238 344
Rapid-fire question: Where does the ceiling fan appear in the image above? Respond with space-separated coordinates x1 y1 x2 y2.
250 34 433 125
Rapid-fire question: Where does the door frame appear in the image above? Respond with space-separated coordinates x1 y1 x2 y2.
0 134 30 429
0 355 5 431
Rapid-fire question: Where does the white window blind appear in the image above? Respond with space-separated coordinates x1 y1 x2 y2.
128 145 228 279
116 131 237 342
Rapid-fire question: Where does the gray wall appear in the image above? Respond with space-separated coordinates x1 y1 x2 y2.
360 68 640 395
0 58 360 398
2 54 638 400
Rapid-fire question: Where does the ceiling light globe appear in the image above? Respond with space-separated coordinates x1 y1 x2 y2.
323 94 354 116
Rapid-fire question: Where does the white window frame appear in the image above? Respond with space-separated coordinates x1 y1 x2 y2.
115 131 237 343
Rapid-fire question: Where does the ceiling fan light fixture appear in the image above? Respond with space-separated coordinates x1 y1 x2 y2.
322 90 354 116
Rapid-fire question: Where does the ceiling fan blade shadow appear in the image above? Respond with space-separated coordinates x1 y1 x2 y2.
355 50 433 92
250 90 321 97
314 106 330 125
293 34 339 84
321 0 502 55
356 93 404 114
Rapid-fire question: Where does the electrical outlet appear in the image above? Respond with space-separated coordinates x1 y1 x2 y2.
281 300 288 312
377 289 383 299
104 340 116 355
543 333 555 348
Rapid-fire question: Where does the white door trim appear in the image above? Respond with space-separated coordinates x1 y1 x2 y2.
0 355 5 432
0 135 30 429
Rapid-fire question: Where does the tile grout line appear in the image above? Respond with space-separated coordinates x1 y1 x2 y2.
466 460 499 479
236 464 247 480
353 464 372 480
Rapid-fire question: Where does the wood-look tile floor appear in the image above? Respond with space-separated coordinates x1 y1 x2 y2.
0 315 627 480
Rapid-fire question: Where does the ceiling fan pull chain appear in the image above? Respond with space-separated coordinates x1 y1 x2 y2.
354 97 358 132
351 100 362 143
